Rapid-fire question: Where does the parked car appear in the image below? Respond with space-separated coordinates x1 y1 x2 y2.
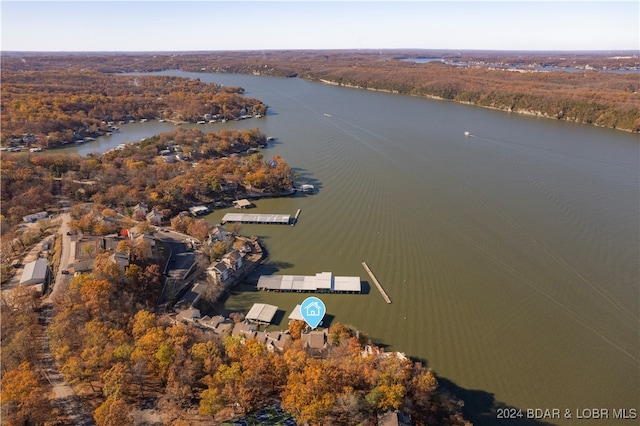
61 269 69 274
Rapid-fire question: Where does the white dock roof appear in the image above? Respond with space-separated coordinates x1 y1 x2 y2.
222 213 291 224
246 303 278 324
257 272 361 293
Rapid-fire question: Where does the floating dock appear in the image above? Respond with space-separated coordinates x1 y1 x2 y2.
361 262 392 304
222 213 291 225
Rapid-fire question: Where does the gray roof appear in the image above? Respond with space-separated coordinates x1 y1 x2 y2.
20 259 49 285
257 272 361 293
246 303 278 324
222 213 291 224
301 330 328 349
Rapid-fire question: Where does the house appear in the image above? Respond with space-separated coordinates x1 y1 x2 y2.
198 315 234 336
378 411 412 426
208 261 231 285
19 259 50 291
223 250 244 270
133 234 156 259
232 322 258 338
220 175 240 192
22 211 48 223
161 154 177 163
300 329 329 350
133 203 148 220
264 331 292 352
209 224 232 244
110 251 130 273
176 308 201 323
146 209 164 226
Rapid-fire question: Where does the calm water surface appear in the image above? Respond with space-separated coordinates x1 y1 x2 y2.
65 71 639 424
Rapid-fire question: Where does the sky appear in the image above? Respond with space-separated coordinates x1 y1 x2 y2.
1 1 638 52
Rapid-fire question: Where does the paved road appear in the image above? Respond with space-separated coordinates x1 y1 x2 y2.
49 212 72 302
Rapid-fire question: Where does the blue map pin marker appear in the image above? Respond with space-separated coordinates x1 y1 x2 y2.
300 296 326 329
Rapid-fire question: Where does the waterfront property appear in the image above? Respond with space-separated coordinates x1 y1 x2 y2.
222 212 291 225
257 271 361 293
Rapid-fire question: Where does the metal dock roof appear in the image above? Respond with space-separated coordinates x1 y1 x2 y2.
246 303 278 324
257 272 361 293
222 212 291 224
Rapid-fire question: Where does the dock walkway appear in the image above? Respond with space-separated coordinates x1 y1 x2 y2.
361 262 392 304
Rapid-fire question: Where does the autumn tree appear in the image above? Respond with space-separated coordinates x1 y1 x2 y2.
94 396 133 426
0 362 52 425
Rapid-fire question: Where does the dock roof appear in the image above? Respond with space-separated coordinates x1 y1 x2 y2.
222 213 291 224
257 272 361 293
246 303 278 324
288 304 305 321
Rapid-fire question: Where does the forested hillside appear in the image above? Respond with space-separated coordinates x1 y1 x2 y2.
3 50 639 132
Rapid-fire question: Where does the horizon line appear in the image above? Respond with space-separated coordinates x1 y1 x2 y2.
3 48 639 54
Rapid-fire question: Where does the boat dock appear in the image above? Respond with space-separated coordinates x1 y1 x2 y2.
361 262 392 304
222 213 291 225
292 209 301 226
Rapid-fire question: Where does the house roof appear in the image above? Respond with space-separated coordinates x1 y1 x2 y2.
20 259 49 285
301 330 328 350
177 308 201 322
378 411 412 426
146 209 163 220
212 261 229 274
232 322 258 337
246 303 278 324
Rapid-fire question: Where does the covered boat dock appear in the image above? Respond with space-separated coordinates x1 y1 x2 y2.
222 213 291 225
257 272 361 294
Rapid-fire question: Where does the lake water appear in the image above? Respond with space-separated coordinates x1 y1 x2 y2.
63 71 639 424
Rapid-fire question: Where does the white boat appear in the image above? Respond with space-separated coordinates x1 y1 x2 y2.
323 113 332 117
464 131 471 137
301 184 315 193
